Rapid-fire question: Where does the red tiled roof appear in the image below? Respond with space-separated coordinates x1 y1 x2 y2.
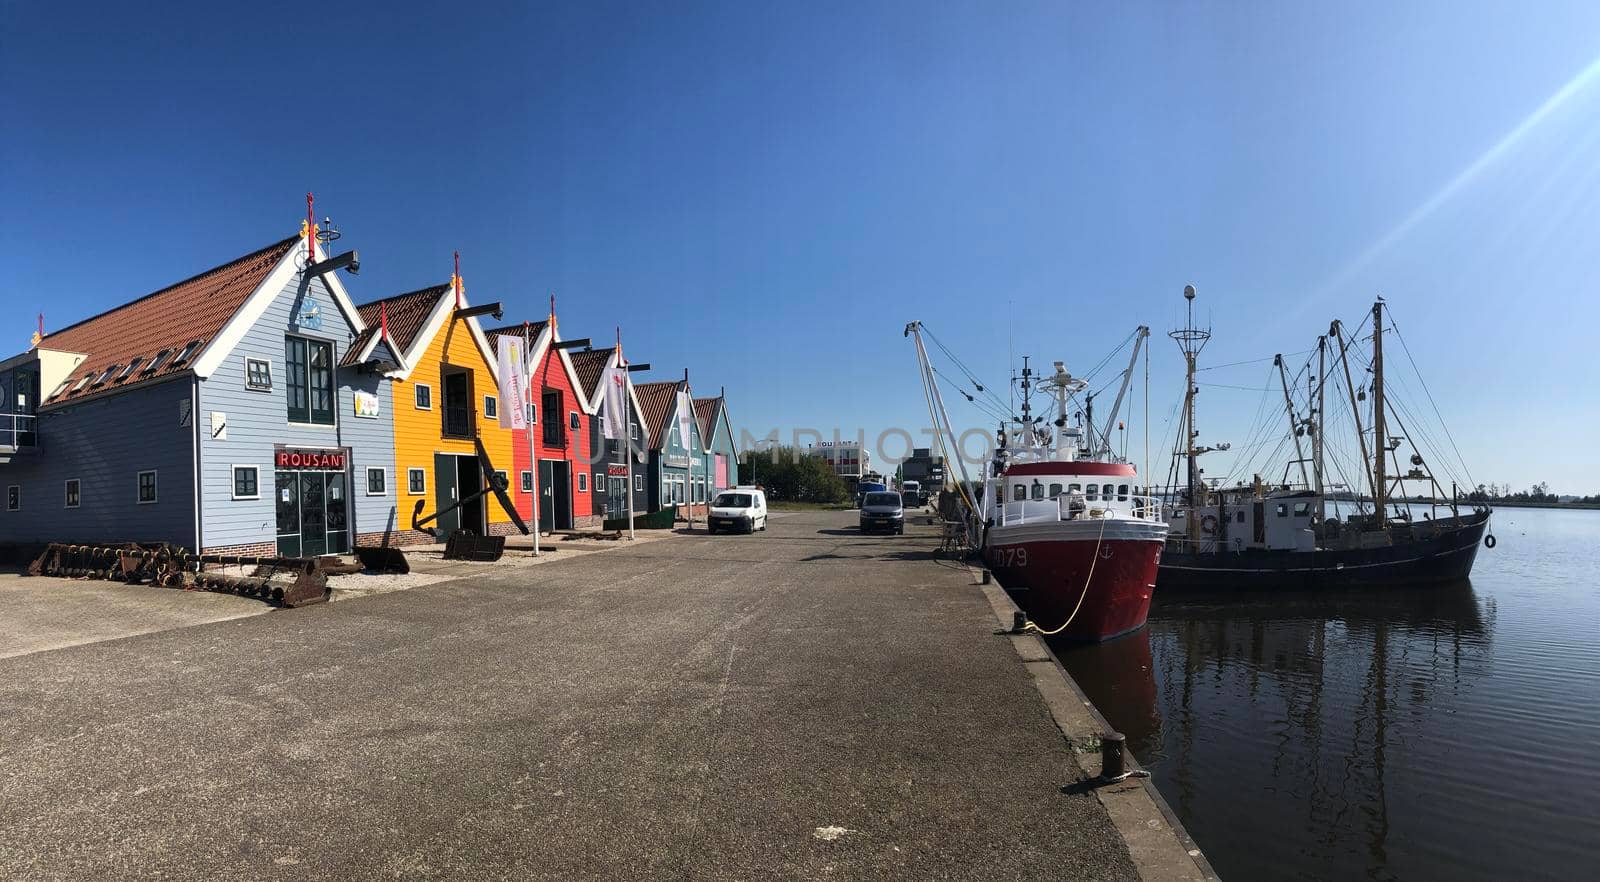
43 236 300 406
568 347 615 401
481 320 548 345
353 285 448 360
693 396 721 439
634 380 682 450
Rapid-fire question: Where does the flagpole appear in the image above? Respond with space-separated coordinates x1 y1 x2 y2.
526 320 540 557
619 333 636 541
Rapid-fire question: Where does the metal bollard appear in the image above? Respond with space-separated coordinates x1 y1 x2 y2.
982 570 992 584
1100 732 1126 780
1012 611 1028 632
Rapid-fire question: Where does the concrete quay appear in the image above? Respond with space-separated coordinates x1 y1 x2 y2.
0 510 1211 880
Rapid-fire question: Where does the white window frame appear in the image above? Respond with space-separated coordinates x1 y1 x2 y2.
414 383 433 411
407 468 426 496
244 356 273 392
483 395 498 420
569 411 580 431
634 474 644 492
231 465 260 500
137 470 158 505
578 472 588 492
528 402 537 424
594 472 605 495
6 484 18 511
520 470 533 493
366 467 387 496
64 478 80 509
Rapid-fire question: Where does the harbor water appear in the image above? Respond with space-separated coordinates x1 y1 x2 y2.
1052 506 1600 882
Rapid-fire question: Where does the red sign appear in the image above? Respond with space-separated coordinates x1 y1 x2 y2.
607 464 628 477
275 449 347 470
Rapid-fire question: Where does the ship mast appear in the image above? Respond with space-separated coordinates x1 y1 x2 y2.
1371 299 1389 523
1314 336 1326 498
1274 353 1310 488
1330 318 1377 516
1169 284 1211 541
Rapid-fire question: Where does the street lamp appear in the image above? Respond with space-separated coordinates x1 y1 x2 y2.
748 438 776 486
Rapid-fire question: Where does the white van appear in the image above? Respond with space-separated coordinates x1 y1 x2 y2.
707 487 768 534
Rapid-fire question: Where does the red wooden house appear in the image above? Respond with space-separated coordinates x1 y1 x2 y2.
484 309 601 531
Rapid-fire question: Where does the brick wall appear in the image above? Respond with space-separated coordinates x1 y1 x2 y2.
200 541 278 557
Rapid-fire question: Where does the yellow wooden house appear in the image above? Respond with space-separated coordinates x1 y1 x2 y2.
351 279 519 543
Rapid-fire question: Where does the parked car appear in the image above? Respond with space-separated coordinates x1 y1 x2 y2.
901 480 923 507
854 480 888 508
707 488 767 534
858 491 905 534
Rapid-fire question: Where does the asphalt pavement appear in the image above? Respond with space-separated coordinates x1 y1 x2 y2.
0 510 1140 881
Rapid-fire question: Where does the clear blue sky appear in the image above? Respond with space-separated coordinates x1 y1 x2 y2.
5 1 1598 494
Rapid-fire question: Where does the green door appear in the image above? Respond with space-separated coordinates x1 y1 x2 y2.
434 453 459 538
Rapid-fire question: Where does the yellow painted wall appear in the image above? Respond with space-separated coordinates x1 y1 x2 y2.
390 310 516 532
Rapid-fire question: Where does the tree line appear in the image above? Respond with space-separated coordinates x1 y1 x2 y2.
737 446 849 504
1462 483 1600 504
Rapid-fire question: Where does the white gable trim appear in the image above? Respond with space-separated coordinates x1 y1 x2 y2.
192 241 301 378
524 322 598 415
386 288 455 381
193 236 369 379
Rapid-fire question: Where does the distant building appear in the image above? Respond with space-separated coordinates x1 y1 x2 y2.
811 442 872 492
901 448 945 488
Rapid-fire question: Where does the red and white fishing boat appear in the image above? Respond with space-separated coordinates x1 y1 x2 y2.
979 353 1168 641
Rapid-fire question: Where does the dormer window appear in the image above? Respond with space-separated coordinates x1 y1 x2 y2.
171 341 200 367
119 358 143 381
144 349 172 374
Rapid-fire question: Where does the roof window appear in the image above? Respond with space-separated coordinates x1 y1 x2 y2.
71 374 91 392
144 349 172 373
49 380 71 399
171 341 201 367
118 358 143 381
90 365 120 387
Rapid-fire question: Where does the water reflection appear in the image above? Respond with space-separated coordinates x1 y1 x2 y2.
1052 579 1515 882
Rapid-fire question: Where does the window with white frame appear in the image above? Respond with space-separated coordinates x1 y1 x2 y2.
414 383 432 410
521 471 533 493
527 402 537 424
634 474 643 492
232 466 259 500
577 472 587 492
594 472 604 495
408 468 426 495
65 479 80 508
569 411 580 431
367 468 387 495
137 470 158 504
483 395 498 419
245 357 273 391
7 485 18 511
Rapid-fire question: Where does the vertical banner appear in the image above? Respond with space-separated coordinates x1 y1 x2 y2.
602 360 629 440
677 389 693 454
496 335 528 430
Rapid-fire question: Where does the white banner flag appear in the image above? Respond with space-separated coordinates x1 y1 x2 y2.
602 359 629 440
496 334 528 430
676 389 694 452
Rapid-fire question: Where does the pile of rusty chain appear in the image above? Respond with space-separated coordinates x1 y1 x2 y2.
27 543 330 608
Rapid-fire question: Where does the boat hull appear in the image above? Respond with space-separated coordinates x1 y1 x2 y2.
1158 511 1491 591
985 520 1165 642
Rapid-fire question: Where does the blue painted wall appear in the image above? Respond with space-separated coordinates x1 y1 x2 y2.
0 377 197 546
196 270 396 550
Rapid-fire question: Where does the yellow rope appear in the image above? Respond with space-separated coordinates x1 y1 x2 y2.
1022 512 1110 637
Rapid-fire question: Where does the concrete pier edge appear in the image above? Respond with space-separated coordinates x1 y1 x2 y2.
974 569 1221 882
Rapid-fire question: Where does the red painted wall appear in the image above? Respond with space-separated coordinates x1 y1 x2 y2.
509 345 596 524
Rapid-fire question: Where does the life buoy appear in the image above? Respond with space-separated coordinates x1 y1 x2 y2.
1201 514 1219 535
1484 534 1496 549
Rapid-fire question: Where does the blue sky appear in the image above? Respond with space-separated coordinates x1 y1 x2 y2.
5 1 1598 493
